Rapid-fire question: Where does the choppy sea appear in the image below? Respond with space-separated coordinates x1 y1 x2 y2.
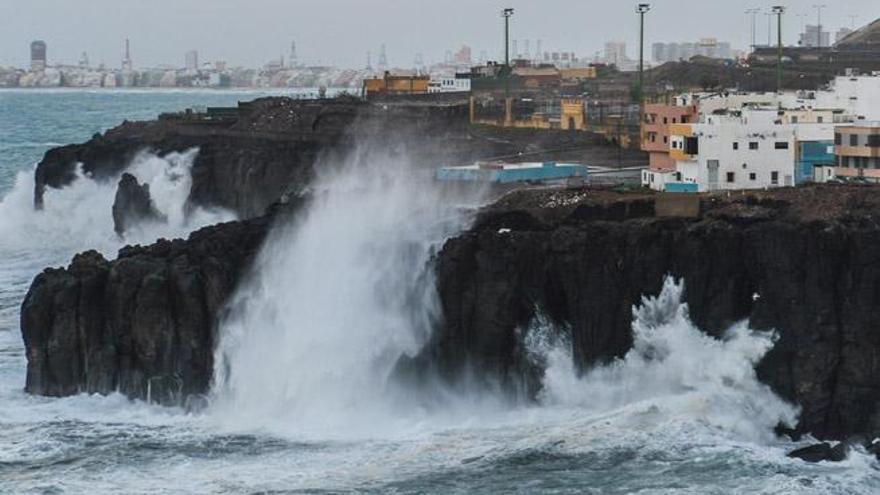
0 89 878 494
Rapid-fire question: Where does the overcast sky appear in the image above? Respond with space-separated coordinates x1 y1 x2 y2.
1 0 878 69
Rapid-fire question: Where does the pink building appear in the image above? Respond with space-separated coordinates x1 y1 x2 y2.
642 101 698 171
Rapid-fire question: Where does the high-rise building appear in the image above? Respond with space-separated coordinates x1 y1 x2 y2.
185 50 199 71
289 41 299 68
800 25 830 48
30 40 47 72
378 44 388 72
652 38 733 63
122 39 133 71
604 41 628 66
454 45 472 65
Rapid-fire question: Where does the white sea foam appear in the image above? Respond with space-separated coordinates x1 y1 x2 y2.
0 148 233 257
528 277 800 445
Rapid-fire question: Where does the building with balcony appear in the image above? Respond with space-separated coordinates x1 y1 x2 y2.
829 123 880 182
642 96 698 171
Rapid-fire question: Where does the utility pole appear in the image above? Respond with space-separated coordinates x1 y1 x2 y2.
813 4 827 48
765 13 772 47
502 8 514 67
773 6 785 93
746 8 760 52
636 3 651 105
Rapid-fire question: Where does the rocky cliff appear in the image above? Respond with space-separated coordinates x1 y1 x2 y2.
407 185 880 441
21 184 880 441
34 96 626 220
20 201 297 403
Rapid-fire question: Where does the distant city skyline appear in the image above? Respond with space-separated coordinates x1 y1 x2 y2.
1 0 878 69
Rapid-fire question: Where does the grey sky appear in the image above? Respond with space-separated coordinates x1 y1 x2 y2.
1 0 878 69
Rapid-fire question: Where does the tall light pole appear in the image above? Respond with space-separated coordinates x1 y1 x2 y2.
502 8 514 67
765 12 773 47
773 6 785 93
813 4 827 48
636 3 651 106
746 8 760 51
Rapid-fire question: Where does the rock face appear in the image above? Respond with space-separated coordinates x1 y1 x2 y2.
112 173 163 235
20 185 880 441
406 185 880 441
33 96 643 220
20 204 291 403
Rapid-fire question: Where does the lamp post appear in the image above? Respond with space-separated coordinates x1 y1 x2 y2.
813 4 827 48
773 6 785 93
502 8 514 67
636 3 651 106
746 8 760 52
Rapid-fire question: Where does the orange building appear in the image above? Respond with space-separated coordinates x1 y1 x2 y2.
362 72 430 98
642 100 698 171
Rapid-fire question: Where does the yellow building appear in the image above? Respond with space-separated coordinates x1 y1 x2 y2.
559 67 597 81
560 99 585 130
363 72 430 97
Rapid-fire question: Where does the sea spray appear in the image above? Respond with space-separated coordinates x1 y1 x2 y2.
210 150 480 436
528 276 800 444
0 149 233 256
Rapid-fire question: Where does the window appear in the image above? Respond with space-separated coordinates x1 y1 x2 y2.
726 172 735 183
672 118 677 123
684 136 699 155
850 134 859 146
733 142 739 150
817 116 824 123
868 135 880 148
835 133 842 145
749 173 757 181
742 163 748 169
775 142 789 150
663 117 668 124
791 116 799 124
663 136 668 144
749 142 759 150
681 116 689 123
771 171 779 185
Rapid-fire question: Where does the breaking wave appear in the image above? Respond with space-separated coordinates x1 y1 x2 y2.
526 277 799 444
0 148 234 257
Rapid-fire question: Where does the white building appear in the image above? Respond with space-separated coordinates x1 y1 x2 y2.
644 108 835 192
427 74 471 93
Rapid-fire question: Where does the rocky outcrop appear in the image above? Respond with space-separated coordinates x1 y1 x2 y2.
405 185 880 441
20 202 297 403
787 443 849 463
112 173 163 235
33 96 642 220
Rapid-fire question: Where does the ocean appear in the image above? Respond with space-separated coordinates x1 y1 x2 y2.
0 89 878 494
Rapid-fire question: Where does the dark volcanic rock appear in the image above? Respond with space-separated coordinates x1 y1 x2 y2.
33 96 638 220
787 442 849 463
20 205 289 403
404 185 880 441
112 173 164 235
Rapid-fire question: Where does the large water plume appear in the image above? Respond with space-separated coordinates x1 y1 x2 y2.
210 148 479 437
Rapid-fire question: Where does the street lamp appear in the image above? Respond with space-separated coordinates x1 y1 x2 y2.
636 3 651 106
746 8 761 52
502 8 514 67
772 6 785 92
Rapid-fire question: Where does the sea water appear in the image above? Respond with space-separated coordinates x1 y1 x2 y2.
1 89 878 494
